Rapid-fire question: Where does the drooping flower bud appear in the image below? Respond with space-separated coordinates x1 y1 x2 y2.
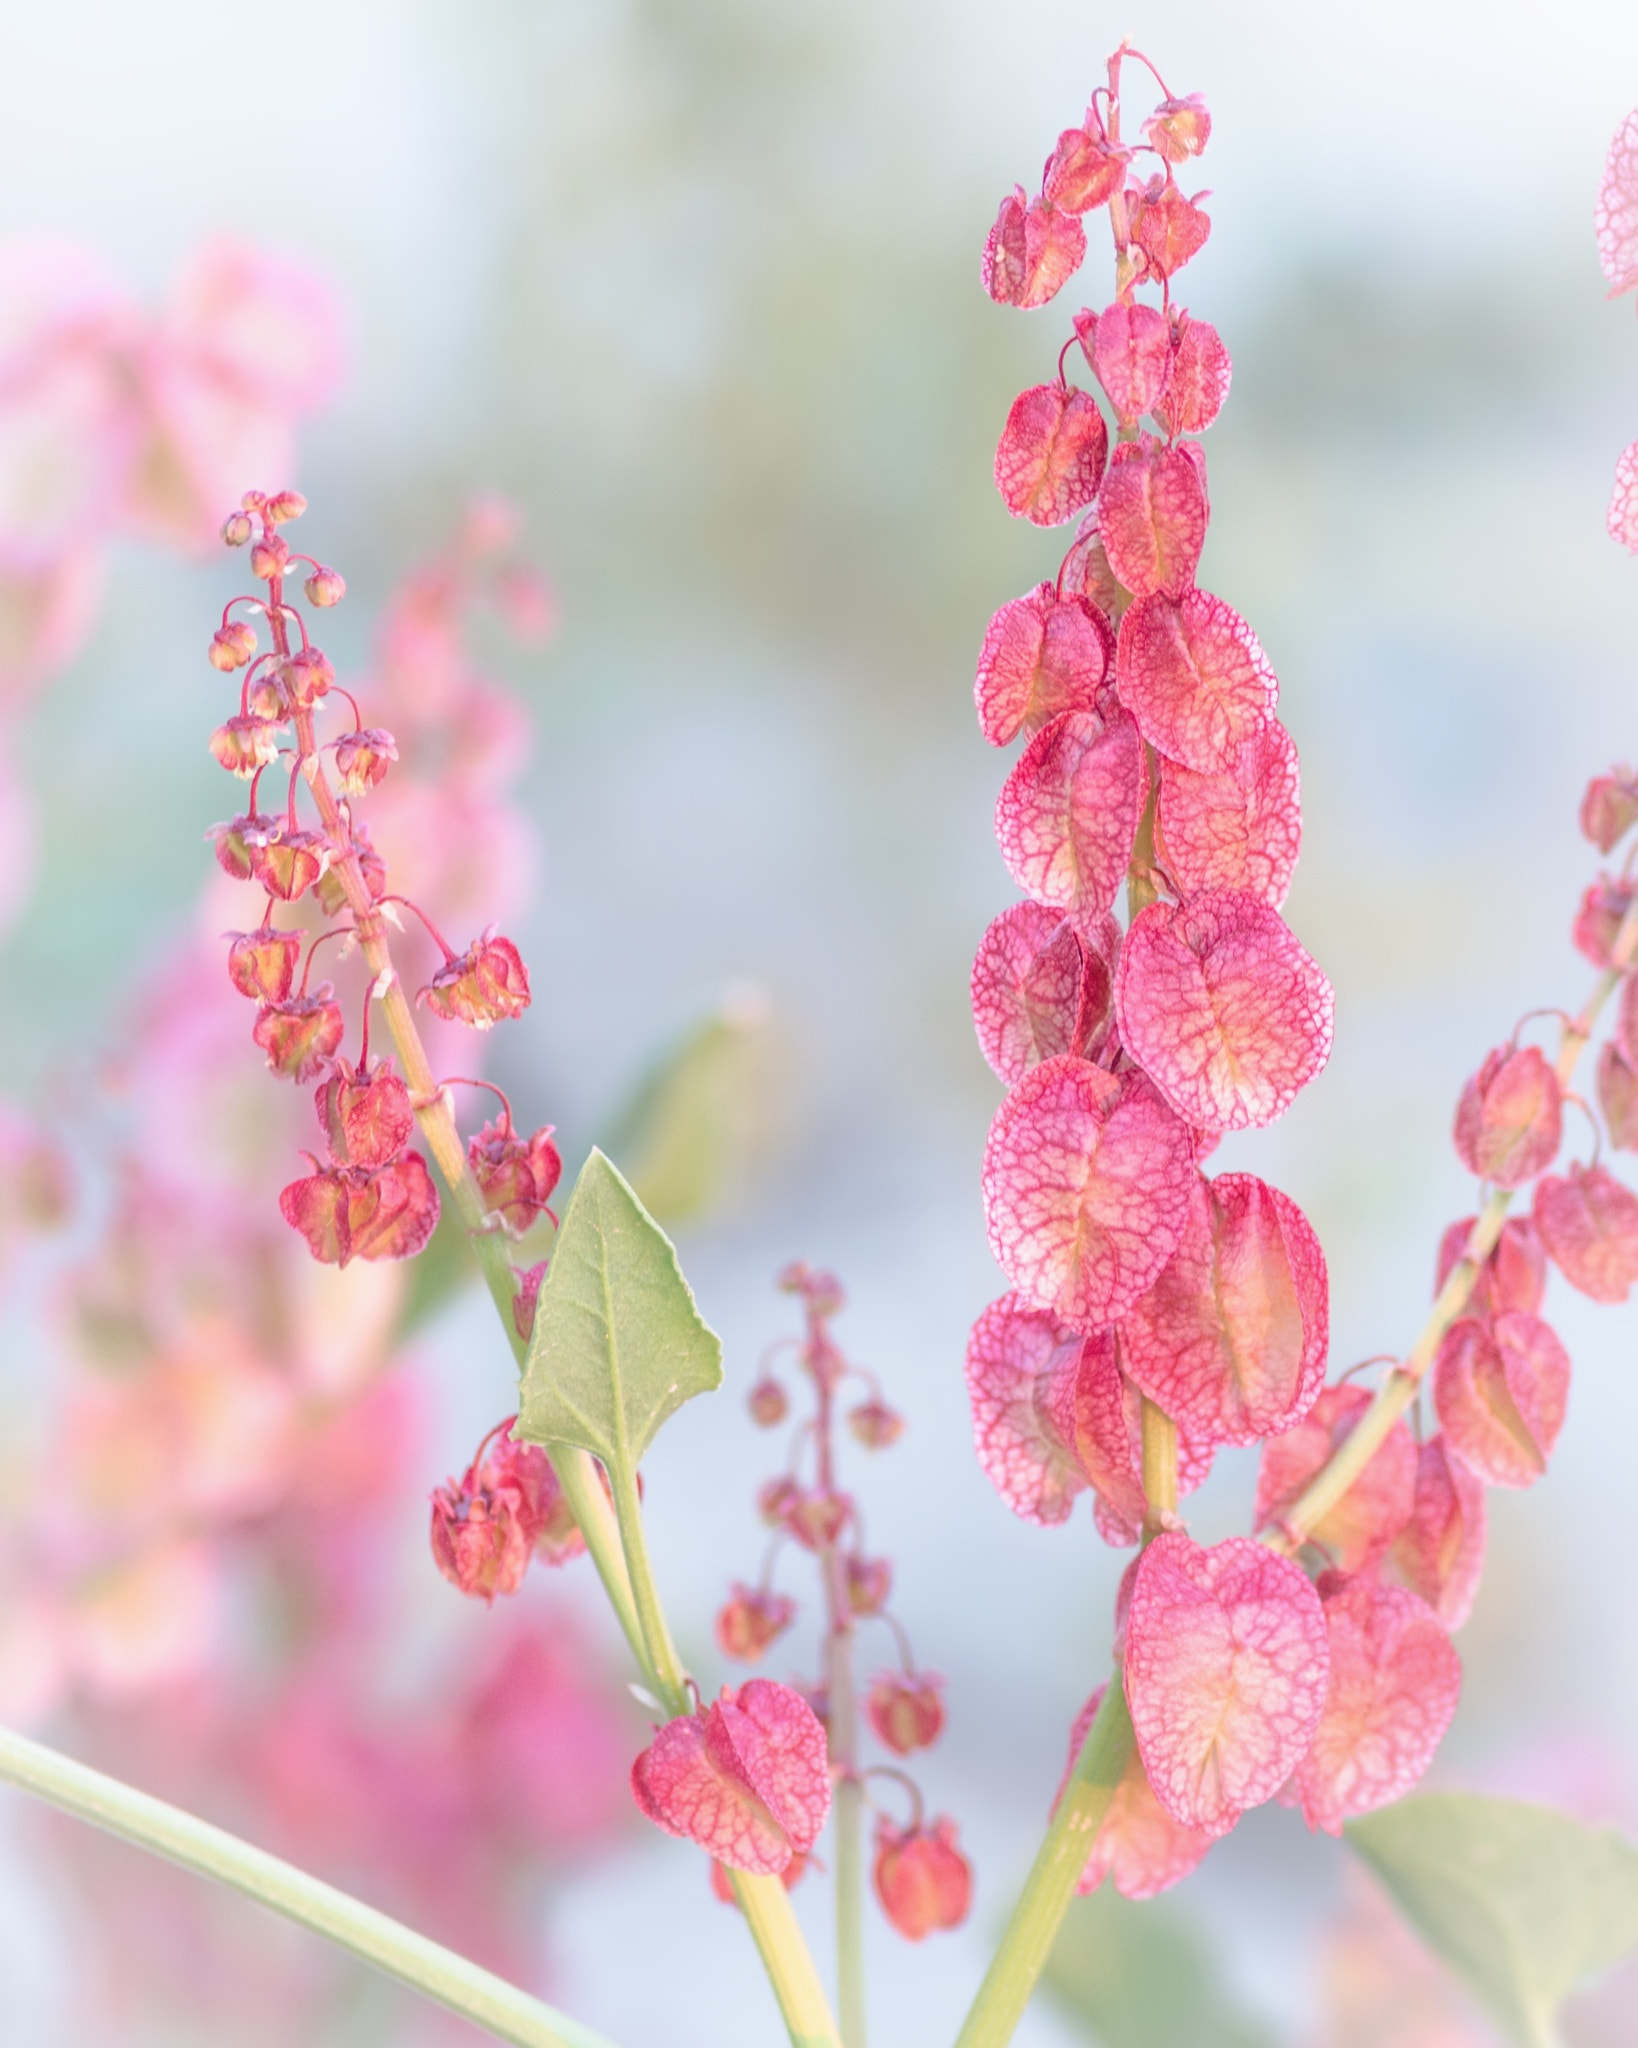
757 1475 803 1528
715 1584 797 1663
304 565 346 607
872 1817 972 1940
333 727 398 794
747 1377 788 1426
467 1116 562 1232
844 1554 893 1617
227 925 302 1004
208 620 257 669
209 715 281 778
284 647 335 708
221 510 254 547
419 930 532 1028
316 1057 416 1169
429 1448 538 1603
253 992 345 1082
866 1671 946 1755
785 1490 852 1551
207 811 279 880
253 828 332 903
246 669 290 721
251 534 289 581
1579 768 1638 853
1452 1044 1562 1188
265 489 307 524
1143 93 1211 162
847 1399 904 1449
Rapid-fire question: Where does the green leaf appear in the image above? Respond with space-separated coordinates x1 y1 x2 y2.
606 990 781 1226
1347 1793 1638 2048
1042 1886 1277 2048
515 1148 723 1470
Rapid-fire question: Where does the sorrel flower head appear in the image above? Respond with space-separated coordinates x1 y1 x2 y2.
429 1423 579 1602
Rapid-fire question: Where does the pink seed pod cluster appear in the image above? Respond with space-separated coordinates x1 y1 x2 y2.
1597 108 1638 551
632 1262 973 1939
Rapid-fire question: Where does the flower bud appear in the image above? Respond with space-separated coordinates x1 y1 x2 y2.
221 510 254 547
284 647 335 708
419 930 532 1028
265 489 307 524
207 811 278 880
872 1817 972 1940
777 1260 845 1315
227 925 302 1003
245 669 290 721
1599 1039 1638 1150
847 1399 904 1449
254 992 345 1082
467 1117 562 1233
512 1259 548 1343
1580 768 1638 853
866 1671 945 1755
747 1376 789 1427
1452 1044 1562 1188
253 828 331 903
305 565 346 607
317 1057 415 1169
209 620 257 669
209 715 281 778
757 1475 803 1528
715 1584 797 1662
251 535 289 581
845 1554 892 1617
785 1489 852 1551
333 727 398 795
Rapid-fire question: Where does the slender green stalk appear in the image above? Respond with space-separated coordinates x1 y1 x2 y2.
728 1870 848 2048
951 1683 1134 2048
0 1725 619 2048
1138 1397 1178 1531
606 1458 688 1708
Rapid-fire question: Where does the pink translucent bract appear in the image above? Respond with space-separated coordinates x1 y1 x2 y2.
1595 109 1638 298
630 1680 831 1875
1385 1435 1488 1632
994 709 1146 916
1254 1383 1416 1571
1155 719 1301 907
994 384 1109 527
1435 1215 1546 1319
981 190 1087 311
981 1056 1196 1326
973 583 1112 746
1116 588 1277 773
970 903 1112 1084
1532 1162 1638 1303
1124 1532 1329 1836
1610 442 1638 554
1452 1044 1562 1189
1154 316 1231 437
1085 302 1172 423
1096 438 1207 600
1288 1578 1461 1837
1065 1687 1214 1899
1114 890 1334 1131
1118 1171 1328 1446
1433 1312 1570 1488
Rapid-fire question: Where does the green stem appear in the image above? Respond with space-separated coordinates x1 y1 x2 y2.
729 1870 847 2048
607 1458 688 1709
0 1724 619 2048
952 1682 1134 2048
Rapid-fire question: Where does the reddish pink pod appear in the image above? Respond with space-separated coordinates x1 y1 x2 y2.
974 582 1113 746
1154 316 1231 437
1082 302 1173 424
1452 1045 1562 1189
964 1294 1094 1525
1579 768 1638 853
1385 1435 1488 1632
982 1057 1196 1326
971 903 1112 1085
1144 95 1212 165
1611 442 1638 553
1114 891 1334 1132
994 709 1145 918
1434 1312 1570 1488
1155 719 1302 908
1435 1214 1547 1319
1124 1532 1329 1836
1287 1577 1461 1837
1058 518 1125 615
1119 1171 1328 1447
1096 437 1207 600
1595 107 1638 297
1618 970 1638 1069
1116 588 1277 773
1255 1383 1417 1571
1598 1040 1638 1150
1127 176 1211 280
1063 1687 1215 1898
1043 127 1129 213
1533 1162 1638 1303
1572 875 1636 968
631 1680 831 1876
995 384 1108 527
982 188 1087 310
873 1816 972 1940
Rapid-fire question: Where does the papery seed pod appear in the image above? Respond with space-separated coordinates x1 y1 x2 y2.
209 715 281 778
1384 1434 1487 1631
305 565 346 606
873 1817 972 1940
1611 442 1638 553
1062 1686 1215 1898
971 903 1115 1085
419 930 532 1028
973 582 1113 746
965 1294 1092 1525
1058 519 1125 615
281 1152 440 1266
845 1554 893 1616
784 1490 851 1551
467 1117 562 1233
209 620 257 669
253 992 344 1082
316 1057 416 1170
1042 126 1129 213
1452 1045 1561 1188
429 1468 535 1602
1532 1162 1638 1302
1154 720 1301 908
253 828 331 903
1083 302 1173 423
265 489 307 523
1433 1312 1569 1487
1434 1214 1546 1318
207 811 279 881
994 708 1146 918
631 1680 831 1875
847 1399 904 1449
867 1671 945 1755
994 384 1109 527
980 188 1087 309
1572 875 1635 968
284 647 335 708
1144 94 1211 163
1153 313 1232 437
1285 1576 1461 1837
333 726 398 795
1595 107 1638 297
226 926 302 1004
221 511 254 547
1598 1040 1638 1149
1579 768 1638 852
715 1584 797 1663
1254 1383 1416 1571
1115 587 1277 773
245 670 290 721
747 1377 788 1427
1096 436 1207 600
1126 174 1211 280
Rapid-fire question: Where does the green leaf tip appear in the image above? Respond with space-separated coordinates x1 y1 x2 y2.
1347 1791 1638 2048
516 1147 723 1471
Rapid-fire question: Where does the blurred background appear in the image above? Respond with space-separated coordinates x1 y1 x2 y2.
0 0 1636 2042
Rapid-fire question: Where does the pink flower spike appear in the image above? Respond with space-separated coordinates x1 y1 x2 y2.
1532 1162 1638 1302
994 709 1146 918
1434 1214 1546 1318
1288 1578 1461 1837
1433 1312 1570 1488
1119 1171 1329 1447
1595 109 1638 297
970 903 1112 1086
974 582 1113 747
1385 1435 1488 1631
1043 128 1129 214
1452 1045 1562 1189
981 1059 1197 1326
1610 442 1638 553
1096 438 1207 600
994 384 1109 527
1154 315 1232 437
1124 1532 1329 1835
1598 1040 1638 1150
1114 891 1334 1132
1116 588 1277 773
1254 1383 1417 1572
1155 719 1302 908
1084 303 1173 424
981 190 1087 309
1062 1687 1215 1899
964 1294 1094 1525
631 1680 831 1875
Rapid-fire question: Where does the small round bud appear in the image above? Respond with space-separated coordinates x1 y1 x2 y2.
867 1671 945 1755
209 715 282 779
847 1398 904 1450
284 648 335 708
245 670 290 721
221 510 254 547
714 1584 797 1663
748 1377 789 1427
844 1554 892 1617
333 727 398 795
304 565 346 607
757 1475 803 1529
468 1117 562 1234
265 489 307 524
206 811 277 881
208 621 257 671
250 535 289 581
785 1489 852 1551
873 1817 971 1940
